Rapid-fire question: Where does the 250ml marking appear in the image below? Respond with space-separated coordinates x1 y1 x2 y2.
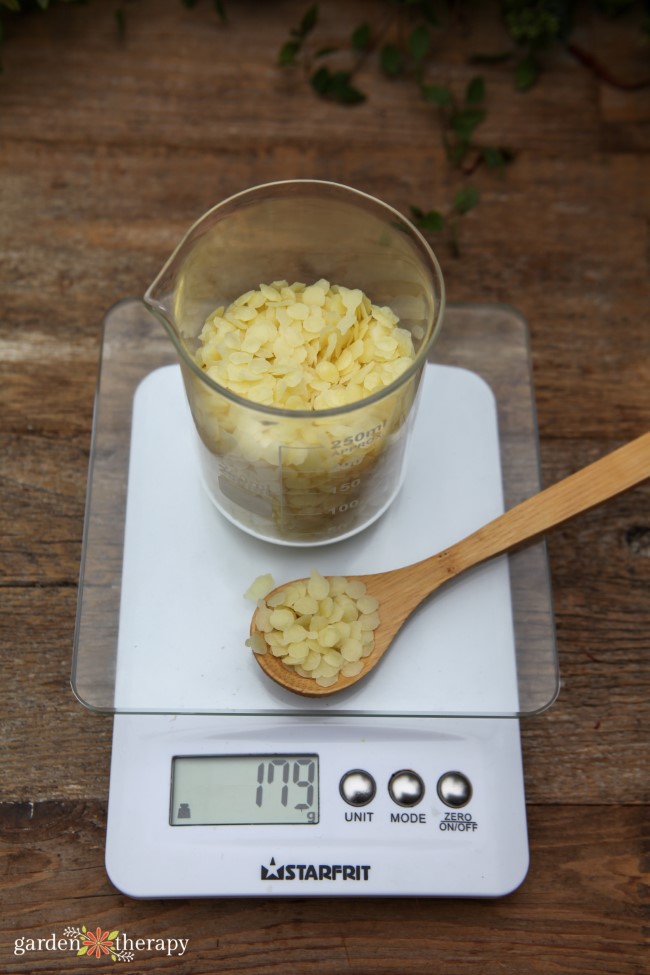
332 421 387 456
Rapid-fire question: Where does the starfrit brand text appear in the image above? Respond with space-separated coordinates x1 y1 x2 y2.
261 858 371 881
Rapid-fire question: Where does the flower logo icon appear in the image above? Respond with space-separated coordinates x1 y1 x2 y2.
62 925 133 962
78 927 118 959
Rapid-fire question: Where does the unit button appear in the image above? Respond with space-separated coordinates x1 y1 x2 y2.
388 770 424 807
339 770 376 807
437 771 473 808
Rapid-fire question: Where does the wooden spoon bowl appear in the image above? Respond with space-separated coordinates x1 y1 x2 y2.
250 432 650 697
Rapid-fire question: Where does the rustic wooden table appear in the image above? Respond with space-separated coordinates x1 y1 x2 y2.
1 1 648 972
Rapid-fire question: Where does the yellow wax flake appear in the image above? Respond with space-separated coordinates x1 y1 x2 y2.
363 372 383 392
356 594 380 615
303 314 324 334
248 573 380 687
260 283 282 301
246 633 269 655
195 280 416 411
315 360 339 384
269 607 295 629
287 302 310 320
234 305 257 322
344 579 366 599
339 287 363 314
243 573 276 601
307 569 330 601
302 284 327 306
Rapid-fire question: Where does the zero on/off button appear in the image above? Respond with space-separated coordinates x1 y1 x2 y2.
437 771 473 808
388 770 425 807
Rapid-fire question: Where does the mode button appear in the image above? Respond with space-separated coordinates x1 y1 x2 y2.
388 770 424 807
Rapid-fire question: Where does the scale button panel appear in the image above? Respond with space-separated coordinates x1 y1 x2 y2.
388 770 425 807
339 769 377 807
437 771 473 808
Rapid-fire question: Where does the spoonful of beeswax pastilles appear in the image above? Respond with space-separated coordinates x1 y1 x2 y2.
246 571 380 689
247 432 650 697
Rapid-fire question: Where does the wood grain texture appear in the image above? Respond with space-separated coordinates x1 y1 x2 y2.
0 0 649 969
0 801 647 975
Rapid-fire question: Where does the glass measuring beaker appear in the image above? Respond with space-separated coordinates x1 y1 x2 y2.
144 180 445 545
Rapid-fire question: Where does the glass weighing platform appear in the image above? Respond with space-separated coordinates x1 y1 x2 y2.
72 301 559 898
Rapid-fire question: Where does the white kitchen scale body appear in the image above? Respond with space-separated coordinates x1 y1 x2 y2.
73 301 559 899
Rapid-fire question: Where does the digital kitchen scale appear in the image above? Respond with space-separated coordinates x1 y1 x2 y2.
72 301 559 898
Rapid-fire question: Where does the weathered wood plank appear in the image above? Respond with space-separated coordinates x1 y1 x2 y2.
0 801 647 975
0 0 648 968
0 0 602 153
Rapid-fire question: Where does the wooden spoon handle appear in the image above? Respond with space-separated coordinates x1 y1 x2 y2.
422 431 650 583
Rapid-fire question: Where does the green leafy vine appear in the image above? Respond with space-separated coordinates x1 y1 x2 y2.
277 0 649 255
277 2 509 254
2 0 648 254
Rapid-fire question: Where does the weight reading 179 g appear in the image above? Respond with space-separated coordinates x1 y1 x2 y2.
170 753 320 826
256 758 317 822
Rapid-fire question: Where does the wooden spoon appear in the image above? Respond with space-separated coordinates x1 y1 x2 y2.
251 432 650 697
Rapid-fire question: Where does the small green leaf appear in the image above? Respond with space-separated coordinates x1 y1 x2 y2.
465 75 485 104
480 146 514 170
213 0 227 23
108 930 120 941
411 207 445 232
299 3 318 38
421 83 452 106
309 67 365 104
351 22 371 50
310 65 331 94
380 43 403 77
314 46 338 58
453 185 480 215
480 146 504 169
515 53 539 91
329 70 366 104
450 108 485 140
279 40 301 66
77 946 89 957
408 24 430 65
